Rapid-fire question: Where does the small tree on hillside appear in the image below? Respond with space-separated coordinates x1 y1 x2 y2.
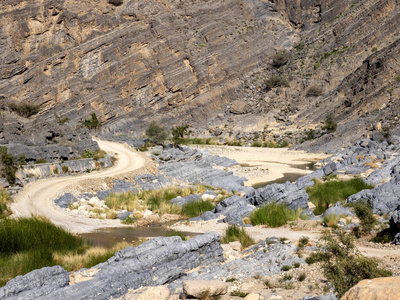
79 113 101 130
0 147 17 185
322 114 337 133
145 121 168 145
171 124 191 147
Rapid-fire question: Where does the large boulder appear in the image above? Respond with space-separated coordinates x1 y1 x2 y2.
341 276 400 300
230 100 248 114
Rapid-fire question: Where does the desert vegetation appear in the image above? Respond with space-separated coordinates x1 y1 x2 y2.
0 146 25 185
250 203 302 227
315 231 392 297
0 216 142 286
79 113 101 130
8 102 40 118
105 186 222 218
221 225 255 249
306 178 373 213
264 75 289 91
0 189 12 218
145 121 168 145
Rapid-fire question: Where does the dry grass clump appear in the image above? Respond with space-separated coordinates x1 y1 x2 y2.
54 241 139 271
105 186 217 216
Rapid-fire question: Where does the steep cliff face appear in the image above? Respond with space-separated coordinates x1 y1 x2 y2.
0 0 399 152
0 0 297 132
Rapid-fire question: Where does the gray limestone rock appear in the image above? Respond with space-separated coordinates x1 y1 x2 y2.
54 193 77 208
1 233 223 300
323 204 354 217
0 266 69 300
244 181 310 211
170 194 201 206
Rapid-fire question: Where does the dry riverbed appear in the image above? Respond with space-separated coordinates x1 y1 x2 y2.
192 145 328 187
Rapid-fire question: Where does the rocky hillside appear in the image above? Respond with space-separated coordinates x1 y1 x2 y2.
0 0 399 152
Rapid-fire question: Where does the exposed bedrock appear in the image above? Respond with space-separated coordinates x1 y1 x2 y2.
157 147 250 193
0 232 223 300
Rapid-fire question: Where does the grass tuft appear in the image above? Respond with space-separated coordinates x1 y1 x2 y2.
250 203 301 227
306 178 373 212
181 200 214 218
221 225 255 250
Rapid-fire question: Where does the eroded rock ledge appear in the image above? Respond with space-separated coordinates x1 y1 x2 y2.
0 232 223 300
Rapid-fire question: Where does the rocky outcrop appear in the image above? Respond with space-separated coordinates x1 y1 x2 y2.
1 0 400 154
0 233 223 300
157 147 250 193
244 181 310 211
0 0 296 136
169 239 304 291
341 276 400 300
17 156 112 181
0 266 69 299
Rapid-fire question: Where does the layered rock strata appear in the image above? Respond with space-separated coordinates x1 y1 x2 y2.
0 232 223 300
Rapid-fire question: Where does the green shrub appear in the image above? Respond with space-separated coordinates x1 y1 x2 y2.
81 149 95 158
319 231 392 297
250 203 301 227
281 265 291 271
322 214 343 227
165 230 186 241
282 274 293 281
370 233 392 243
349 202 376 235
35 158 47 164
293 262 301 268
79 113 100 130
171 124 191 147
305 252 325 265
298 236 310 248
0 189 12 218
298 272 306 281
54 113 70 125
251 141 263 147
0 147 17 185
303 129 315 141
271 51 288 67
306 178 373 211
226 277 237 282
122 216 135 224
322 114 337 133
221 225 255 249
94 150 106 160
181 200 214 218
146 121 168 145
306 86 323 97
230 290 249 297
264 76 289 91
9 102 40 118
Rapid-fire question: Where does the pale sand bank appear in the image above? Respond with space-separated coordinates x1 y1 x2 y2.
193 145 329 187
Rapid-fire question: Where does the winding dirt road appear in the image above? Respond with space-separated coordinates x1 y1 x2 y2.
11 139 146 233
